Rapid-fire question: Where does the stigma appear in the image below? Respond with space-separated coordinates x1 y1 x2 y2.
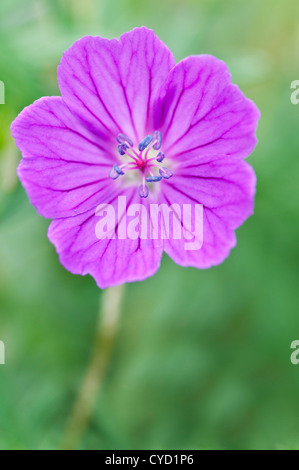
109 131 173 198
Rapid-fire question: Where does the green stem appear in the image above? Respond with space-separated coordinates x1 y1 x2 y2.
60 284 125 450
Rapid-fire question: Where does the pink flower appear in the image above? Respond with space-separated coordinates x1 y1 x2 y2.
11 27 260 288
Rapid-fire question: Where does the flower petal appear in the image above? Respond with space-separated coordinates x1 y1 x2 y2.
158 155 256 268
154 55 260 161
58 27 175 143
48 187 163 288
11 96 118 218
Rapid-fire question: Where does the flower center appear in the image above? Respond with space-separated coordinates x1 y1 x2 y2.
109 131 173 198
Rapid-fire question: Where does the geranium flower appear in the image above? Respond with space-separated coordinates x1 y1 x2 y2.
11 27 260 288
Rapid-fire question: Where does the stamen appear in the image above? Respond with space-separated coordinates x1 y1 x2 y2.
159 167 173 180
153 131 162 150
121 148 138 163
110 132 173 197
156 151 165 163
116 133 133 147
109 165 124 180
146 176 162 183
139 184 149 198
138 135 153 151
118 144 128 155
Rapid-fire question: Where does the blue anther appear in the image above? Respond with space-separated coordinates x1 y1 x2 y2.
109 165 124 180
153 131 162 150
156 151 165 163
146 176 162 183
138 135 153 152
139 185 149 198
109 166 119 180
118 144 128 155
159 167 173 180
116 133 133 147
115 165 125 175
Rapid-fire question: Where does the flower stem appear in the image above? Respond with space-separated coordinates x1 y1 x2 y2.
60 284 125 450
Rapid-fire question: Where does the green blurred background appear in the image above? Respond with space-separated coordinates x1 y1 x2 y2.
0 0 299 450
